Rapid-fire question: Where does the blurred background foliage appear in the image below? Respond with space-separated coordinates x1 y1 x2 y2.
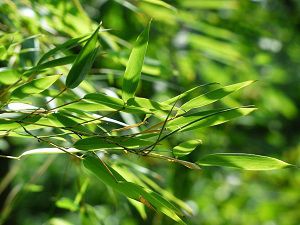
0 0 300 224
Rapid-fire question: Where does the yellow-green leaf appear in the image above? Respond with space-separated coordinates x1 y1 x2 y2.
122 21 151 102
197 153 292 170
181 80 255 112
173 140 202 158
11 75 61 99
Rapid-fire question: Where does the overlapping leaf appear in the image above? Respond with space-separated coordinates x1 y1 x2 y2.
181 80 255 112
10 74 61 99
83 153 185 224
66 25 100 88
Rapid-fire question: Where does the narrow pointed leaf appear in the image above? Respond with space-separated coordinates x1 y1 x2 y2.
127 97 182 112
74 136 153 150
11 75 61 99
37 35 88 65
181 80 255 112
83 154 185 224
122 21 151 102
66 25 100 88
173 140 202 158
162 83 218 105
25 55 76 76
167 107 256 132
197 153 292 170
83 93 151 113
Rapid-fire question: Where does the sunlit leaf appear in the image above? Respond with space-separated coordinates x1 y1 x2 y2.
11 75 61 99
141 0 177 11
0 68 21 85
181 80 255 112
197 153 292 170
83 154 185 224
162 83 218 105
167 107 256 132
25 56 76 76
55 198 78 211
83 93 152 113
122 21 151 102
173 140 202 158
74 136 152 150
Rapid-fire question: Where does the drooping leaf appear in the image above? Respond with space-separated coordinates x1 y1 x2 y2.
65 25 100 89
181 80 255 112
11 75 61 99
83 153 185 224
197 153 292 170
173 140 202 158
122 21 151 102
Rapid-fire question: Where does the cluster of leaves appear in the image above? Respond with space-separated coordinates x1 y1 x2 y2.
1 1 299 224
0 18 293 225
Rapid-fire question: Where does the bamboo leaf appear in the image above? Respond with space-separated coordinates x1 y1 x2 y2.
83 153 185 224
197 153 292 170
141 0 177 11
11 75 61 99
162 83 218 105
25 55 76 76
122 21 151 102
127 97 181 112
83 93 152 113
167 107 256 132
173 140 202 158
0 68 21 85
74 136 153 150
37 35 89 65
181 80 255 112
66 25 100 89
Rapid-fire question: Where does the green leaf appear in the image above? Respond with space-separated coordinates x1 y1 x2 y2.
141 0 177 11
47 112 93 135
25 55 76 76
74 136 152 151
83 154 185 224
65 25 100 89
0 46 7 60
173 140 202 158
11 75 61 99
122 21 151 102
37 35 89 65
197 153 292 170
55 198 78 211
181 80 255 112
127 97 181 112
162 83 218 105
167 107 256 132
83 93 151 113
0 68 21 85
